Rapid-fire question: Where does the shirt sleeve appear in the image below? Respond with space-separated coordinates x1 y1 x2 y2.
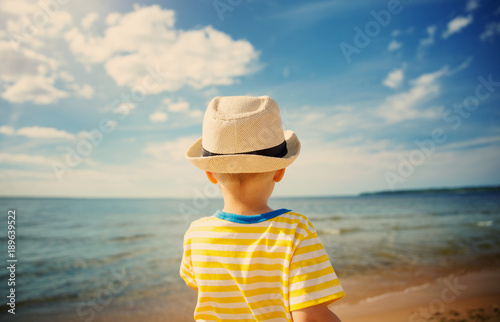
179 233 198 290
288 226 345 312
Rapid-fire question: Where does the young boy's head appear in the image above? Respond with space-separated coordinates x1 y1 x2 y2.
185 96 300 201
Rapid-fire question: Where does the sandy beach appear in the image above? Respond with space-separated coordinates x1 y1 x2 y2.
332 269 500 322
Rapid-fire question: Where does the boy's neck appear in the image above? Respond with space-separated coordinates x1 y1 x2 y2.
216 171 278 216
221 194 273 216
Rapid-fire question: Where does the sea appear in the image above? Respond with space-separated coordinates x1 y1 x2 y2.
0 191 499 321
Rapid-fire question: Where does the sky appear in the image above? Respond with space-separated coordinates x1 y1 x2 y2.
0 0 499 198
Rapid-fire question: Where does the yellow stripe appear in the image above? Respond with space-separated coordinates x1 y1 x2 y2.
179 267 191 279
199 284 241 293
188 249 291 261
187 237 293 248
193 260 287 272
268 215 302 225
194 313 255 322
293 242 324 257
290 291 346 312
242 286 285 298
198 296 246 304
290 254 329 271
289 278 341 298
196 306 252 315
290 266 335 285
254 310 289 321
248 298 285 310
197 274 288 287
199 285 285 298
188 225 298 236
196 272 233 281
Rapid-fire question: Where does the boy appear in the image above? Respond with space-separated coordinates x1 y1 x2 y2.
181 96 345 321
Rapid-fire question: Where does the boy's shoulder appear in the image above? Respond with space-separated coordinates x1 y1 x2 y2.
185 210 315 233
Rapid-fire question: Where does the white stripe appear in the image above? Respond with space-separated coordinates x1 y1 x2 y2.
195 310 255 320
192 219 300 230
250 304 288 318
296 236 322 248
198 290 243 298
191 254 288 265
198 279 284 290
195 267 286 278
290 248 327 264
189 242 293 254
197 301 249 309
290 258 331 275
186 231 299 240
200 291 288 303
289 271 339 292
290 285 344 302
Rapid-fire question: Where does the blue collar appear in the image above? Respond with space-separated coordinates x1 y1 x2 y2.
214 208 291 224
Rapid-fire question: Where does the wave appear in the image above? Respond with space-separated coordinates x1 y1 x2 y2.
317 227 362 235
110 233 156 242
476 220 494 227
359 282 431 304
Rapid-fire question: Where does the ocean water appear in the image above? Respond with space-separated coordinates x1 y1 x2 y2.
0 192 499 320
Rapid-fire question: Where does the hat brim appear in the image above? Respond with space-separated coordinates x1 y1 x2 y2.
185 130 300 173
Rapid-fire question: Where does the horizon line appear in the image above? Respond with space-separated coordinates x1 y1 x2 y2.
1 184 499 200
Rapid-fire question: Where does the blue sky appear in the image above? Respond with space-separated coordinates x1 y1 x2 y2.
0 0 499 197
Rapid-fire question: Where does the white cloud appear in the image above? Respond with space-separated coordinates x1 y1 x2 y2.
70 83 95 99
149 111 168 123
143 136 197 161
441 136 500 151
0 41 58 83
1 125 78 140
3 7 72 42
164 98 190 112
112 103 136 115
64 5 259 93
466 0 480 12
0 37 72 104
106 12 121 25
0 153 53 166
383 68 404 89
2 75 68 104
81 12 99 30
42 11 73 39
59 71 75 82
159 97 202 120
376 67 447 123
442 15 473 39
189 110 203 118
388 40 402 52
0 126 15 135
16 126 75 139
0 0 40 16
391 27 414 37
480 21 500 42
420 25 437 47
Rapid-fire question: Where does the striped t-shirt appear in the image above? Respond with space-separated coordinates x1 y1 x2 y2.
180 208 345 321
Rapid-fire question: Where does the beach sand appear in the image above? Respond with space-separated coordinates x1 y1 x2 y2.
10 269 500 321
331 269 500 322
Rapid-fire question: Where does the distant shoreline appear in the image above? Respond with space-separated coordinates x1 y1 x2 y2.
359 185 500 196
1 184 500 199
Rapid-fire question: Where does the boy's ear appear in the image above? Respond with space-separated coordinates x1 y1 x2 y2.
273 169 285 182
206 171 218 184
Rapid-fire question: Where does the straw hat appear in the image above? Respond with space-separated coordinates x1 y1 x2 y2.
185 96 300 173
